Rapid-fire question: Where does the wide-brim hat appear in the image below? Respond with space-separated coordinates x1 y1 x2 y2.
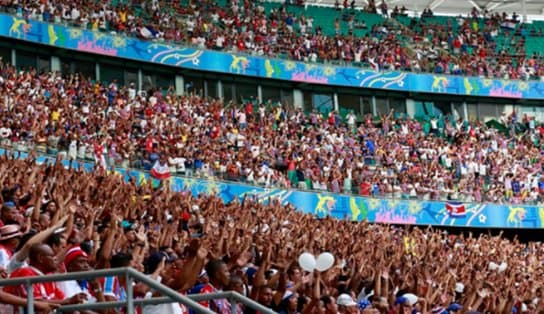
0 225 22 241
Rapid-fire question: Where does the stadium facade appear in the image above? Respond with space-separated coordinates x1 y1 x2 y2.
0 12 543 123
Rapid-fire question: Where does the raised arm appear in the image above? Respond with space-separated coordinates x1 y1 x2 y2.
12 215 69 264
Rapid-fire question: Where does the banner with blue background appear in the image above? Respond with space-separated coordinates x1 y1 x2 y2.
2 13 544 100
6 149 544 230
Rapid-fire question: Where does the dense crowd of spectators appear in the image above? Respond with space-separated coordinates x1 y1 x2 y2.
0 64 544 204
0 155 543 314
2 0 544 79
405 8 544 79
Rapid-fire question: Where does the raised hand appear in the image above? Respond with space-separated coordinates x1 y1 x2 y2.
135 225 147 244
68 292 88 304
236 251 252 267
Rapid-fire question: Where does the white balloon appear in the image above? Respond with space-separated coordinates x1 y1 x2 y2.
455 282 465 293
316 252 335 272
298 253 316 272
498 262 508 273
402 293 418 306
488 261 499 271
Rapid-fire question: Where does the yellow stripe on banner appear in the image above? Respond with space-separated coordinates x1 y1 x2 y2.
404 237 417 256
138 173 147 185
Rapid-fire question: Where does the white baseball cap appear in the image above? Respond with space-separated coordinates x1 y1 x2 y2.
337 294 357 307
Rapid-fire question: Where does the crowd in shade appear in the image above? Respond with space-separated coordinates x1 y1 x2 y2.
1 63 544 204
0 155 541 314
2 0 544 79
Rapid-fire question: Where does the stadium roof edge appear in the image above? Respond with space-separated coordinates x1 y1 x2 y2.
268 0 544 22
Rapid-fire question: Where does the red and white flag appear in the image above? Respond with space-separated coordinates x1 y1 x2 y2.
150 161 171 180
446 201 466 218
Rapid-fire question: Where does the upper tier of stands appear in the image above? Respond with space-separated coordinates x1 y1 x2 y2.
2 0 544 79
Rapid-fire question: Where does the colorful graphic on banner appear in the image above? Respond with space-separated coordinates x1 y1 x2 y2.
4 148 544 229
2 14 544 99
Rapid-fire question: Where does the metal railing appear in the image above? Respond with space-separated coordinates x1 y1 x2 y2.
0 267 277 314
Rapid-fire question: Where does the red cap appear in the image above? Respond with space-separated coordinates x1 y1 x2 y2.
64 246 88 266
181 212 191 221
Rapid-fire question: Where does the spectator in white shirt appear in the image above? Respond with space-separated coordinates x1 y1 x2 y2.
58 246 104 304
0 225 22 274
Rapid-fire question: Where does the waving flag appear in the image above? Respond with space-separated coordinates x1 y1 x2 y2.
446 201 466 218
500 21 516 30
150 161 171 180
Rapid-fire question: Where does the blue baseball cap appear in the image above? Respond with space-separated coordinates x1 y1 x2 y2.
395 296 408 305
447 303 463 311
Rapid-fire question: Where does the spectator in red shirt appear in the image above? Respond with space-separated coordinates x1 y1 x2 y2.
198 259 240 313
4 243 87 305
359 181 372 196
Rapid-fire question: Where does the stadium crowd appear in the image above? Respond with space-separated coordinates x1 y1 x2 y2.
2 0 544 79
0 63 544 204
0 154 542 314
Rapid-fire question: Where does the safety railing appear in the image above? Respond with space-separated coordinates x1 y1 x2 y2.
0 267 277 314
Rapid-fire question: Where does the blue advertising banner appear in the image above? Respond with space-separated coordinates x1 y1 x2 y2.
1 13 544 99
6 149 544 229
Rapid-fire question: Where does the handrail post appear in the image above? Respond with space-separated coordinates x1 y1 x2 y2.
126 271 134 314
26 283 34 314
230 294 237 313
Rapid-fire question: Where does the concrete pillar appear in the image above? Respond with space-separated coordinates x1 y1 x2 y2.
406 99 416 118
257 85 263 104
175 75 184 96
503 104 515 118
463 102 469 121
293 89 303 110
217 80 224 99
137 69 143 94
95 63 100 82
371 96 377 116
333 92 339 111
11 49 16 67
51 56 61 72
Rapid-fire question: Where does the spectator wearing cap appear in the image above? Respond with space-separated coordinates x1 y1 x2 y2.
447 303 463 312
57 245 105 306
336 293 358 313
0 225 22 273
2 217 71 276
277 290 299 314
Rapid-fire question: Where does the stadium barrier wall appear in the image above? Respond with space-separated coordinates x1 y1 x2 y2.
1 13 544 99
4 149 544 229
